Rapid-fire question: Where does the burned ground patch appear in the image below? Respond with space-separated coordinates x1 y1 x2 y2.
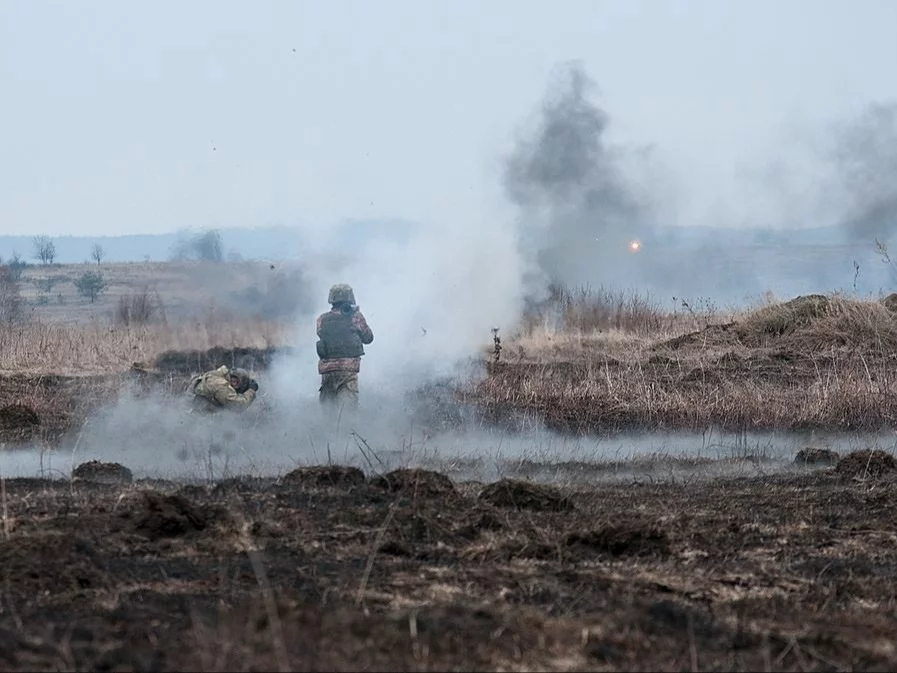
795 447 840 467
0 403 40 436
0 466 895 670
0 533 109 598
835 449 897 480
370 468 457 498
478 478 573 512
131 490 229 540
152 345 291 375
0 401 46 444
282 465 366 490
565 525 671 558
0 374 121 443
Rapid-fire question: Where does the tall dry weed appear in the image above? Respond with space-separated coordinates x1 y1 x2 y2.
0 317 291 374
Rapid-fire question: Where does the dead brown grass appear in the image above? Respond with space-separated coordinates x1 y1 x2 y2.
476 289 897 433
0 319 291 375
6 274 897 437
508 284 750 363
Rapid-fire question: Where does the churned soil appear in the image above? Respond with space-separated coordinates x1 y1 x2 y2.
0 460 895 671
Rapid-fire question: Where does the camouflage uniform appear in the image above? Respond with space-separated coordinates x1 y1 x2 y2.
316 284 374 409
188 365 257 413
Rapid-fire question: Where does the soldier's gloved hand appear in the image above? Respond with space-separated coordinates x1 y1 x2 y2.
249 379 259 392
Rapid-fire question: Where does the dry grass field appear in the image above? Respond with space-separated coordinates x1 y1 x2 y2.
2 261 897 671
11 260 312 327
6 262 897 439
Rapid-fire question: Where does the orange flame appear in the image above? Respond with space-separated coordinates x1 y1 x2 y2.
628 239 642 252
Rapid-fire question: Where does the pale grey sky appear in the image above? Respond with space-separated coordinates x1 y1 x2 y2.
2 0 896 237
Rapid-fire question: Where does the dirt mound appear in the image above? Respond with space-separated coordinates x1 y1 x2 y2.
282 465 366 490
370 469 456 498
566 526 670 557
72 460 133 484
737 294 830 340
0 403 40 439
153 345 291 375
210 476 276 496
658 294 897 354
741 294 897 351
133 491 223 539
794 447 840 467
834 449 897 480
478 478 573 512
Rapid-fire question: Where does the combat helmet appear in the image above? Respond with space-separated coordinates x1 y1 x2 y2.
328 283 356 305
228 367 252 394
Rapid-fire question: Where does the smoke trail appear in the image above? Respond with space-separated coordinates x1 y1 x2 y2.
829 102 897 242
502 61 657 296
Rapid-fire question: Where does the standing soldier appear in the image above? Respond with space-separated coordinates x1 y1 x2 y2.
316 283 374 410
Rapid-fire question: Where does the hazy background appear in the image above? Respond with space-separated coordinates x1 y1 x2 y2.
3 1 896 230
4 0 897 316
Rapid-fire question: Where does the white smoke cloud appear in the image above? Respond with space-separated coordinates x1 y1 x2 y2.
270 210 527 407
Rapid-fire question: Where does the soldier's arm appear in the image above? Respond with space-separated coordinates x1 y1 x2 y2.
316 314 324 337
353 311 374 344
210 380 256 409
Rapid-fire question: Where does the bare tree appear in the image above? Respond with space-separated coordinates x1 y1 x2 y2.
32 275 63 295
0 265 24 324
115 285 163 326
32 235 56 266
90 243 106 266
7 251 27 280
168 228 225 262
192 229 224 262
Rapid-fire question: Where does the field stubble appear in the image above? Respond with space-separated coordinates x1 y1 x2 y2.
0 460 895 671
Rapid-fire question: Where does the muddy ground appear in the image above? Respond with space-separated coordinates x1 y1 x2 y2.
0 461 895 671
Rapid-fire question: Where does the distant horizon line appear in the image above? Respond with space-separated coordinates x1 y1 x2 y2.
0 221 847 239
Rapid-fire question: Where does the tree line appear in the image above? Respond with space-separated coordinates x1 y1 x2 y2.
28 229 227 266
0 229 229 323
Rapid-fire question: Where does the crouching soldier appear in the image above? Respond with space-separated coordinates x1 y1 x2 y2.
316 283 374 410
188 365 258 413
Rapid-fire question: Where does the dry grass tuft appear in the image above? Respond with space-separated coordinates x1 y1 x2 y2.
476 289 897 433
734 293 897 351
523 283 677 335
0 319 291 375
